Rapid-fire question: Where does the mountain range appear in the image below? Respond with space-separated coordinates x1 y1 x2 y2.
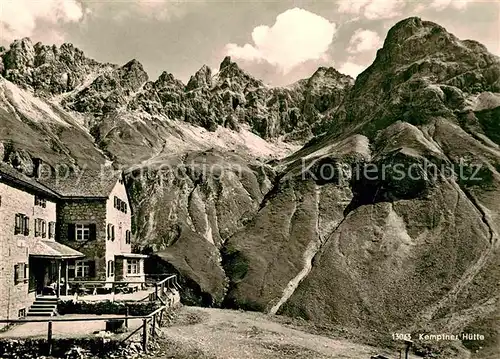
0 17 499 359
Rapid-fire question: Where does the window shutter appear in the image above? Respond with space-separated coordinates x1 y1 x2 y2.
111 225 115 241
89 223 97 240
68 224 76 241
23 217 30 236
14 264 19 284
14 214 21 235
124 203 127 213
34 219 39 237
24 264 28 280
42 221 46 238
107 224 111 241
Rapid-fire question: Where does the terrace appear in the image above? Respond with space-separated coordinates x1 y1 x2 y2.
0 275 181 356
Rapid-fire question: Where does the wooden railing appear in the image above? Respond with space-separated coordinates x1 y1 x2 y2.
149 274 179 302
65 274 179 302
0 305 170 355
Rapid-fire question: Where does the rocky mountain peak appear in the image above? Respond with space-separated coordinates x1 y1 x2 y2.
308 66 353 87
155 71 184 89
3 37 35 70
116 59 149 90
219 56 233 71
186 64 212 91
1 38 102 95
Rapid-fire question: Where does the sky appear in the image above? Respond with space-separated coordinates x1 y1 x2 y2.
0 0 499 86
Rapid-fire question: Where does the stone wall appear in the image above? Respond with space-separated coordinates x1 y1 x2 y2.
56 199 107 280
0 181 57 324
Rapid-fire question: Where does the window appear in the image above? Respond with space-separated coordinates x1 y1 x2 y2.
15 214 29 236
34 218 46 237
76 224 90 241
34 195 46 208
125 230 131 244
127 259 139 275
75 260 90 278
114 196 128 213
14 263 28 284
68 223 96 241
107 260 115 277
15 214 23 235
48 222 56 239
18 308 26 318
107 223 115 241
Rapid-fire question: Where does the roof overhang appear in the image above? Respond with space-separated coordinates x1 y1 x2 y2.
29 240 85 259
115 253 148 259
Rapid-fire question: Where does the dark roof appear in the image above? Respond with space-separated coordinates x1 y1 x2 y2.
0 162 60 198
38 168 121 198
30 240 85 259
0 162 122 199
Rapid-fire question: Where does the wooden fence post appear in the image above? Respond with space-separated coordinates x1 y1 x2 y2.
159 308 164 327
125 306 129 329
155 283 158 301
152 314 156 337
142 318 148 352
47 321 53 355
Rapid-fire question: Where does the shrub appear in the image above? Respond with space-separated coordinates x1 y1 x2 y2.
57 300 160 316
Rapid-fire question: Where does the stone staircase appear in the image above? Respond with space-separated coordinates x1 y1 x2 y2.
27 296 58 317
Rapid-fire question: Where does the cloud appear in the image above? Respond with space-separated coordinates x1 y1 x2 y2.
347 29 382 53
0 0 85 42
225 8 336 73
428 0 471 11
338 0 405 20
338 60 366 78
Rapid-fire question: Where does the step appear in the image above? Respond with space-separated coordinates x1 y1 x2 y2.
35 298 59 302
34 300 58 304
27 312 54 317
28 308 55 314
30 304 57 310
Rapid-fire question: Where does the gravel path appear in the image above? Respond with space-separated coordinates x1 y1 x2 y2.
151 306 413 359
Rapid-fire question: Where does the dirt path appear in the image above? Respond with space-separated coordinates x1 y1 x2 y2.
152 306 413 359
